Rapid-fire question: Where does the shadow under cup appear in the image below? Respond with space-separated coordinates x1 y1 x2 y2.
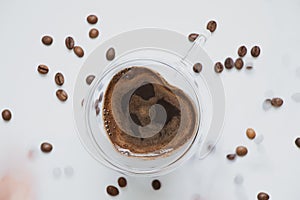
83 48 212 176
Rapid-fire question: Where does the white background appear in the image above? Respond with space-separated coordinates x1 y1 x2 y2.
1 0 300 199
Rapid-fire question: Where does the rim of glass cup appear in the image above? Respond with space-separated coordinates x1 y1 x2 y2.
83 47 208 176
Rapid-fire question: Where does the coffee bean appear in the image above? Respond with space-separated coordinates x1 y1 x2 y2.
271 97 283 107
41 35 53 45
257 192 270 200
246 66 253 70
206 20 217 33
295 138 300 148
234 58 244 70
246 128 256 139
2 109 12 121
251 46 261 57
86 75 95 85
106 185 119 196
89 28 99 38
96 107 100 115
188 33 199 42
56 89 68 102
40 142 53 153
236 146 248 157
37 64 49 74
224 57 234 69
152 179 161 190
106 47 115 61
193 63 203 73
87 14 98 24
65 36 74 50
73 46 84 57
226 154 236 161
54 72 64 86
238 46 247 57
118 177 127 188
214 62 224 73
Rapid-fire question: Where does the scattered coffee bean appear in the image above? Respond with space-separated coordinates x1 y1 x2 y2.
118 177 127 188
234 58 244 70
106 47 115 61
193 63 203 73
56 89 68 102
257 192 270 200
251 46 261 57
188 33 199 42
238 46 247 57
41 35 53 46
236 146 248 157
2 109 12 121
152 179 161 190
40 142 53 153
37 64 49 74
65 36 75 50
271 97 283 107
106 185 119 196
86 75 95 85
206 20 217 33
224 57 234 69
295 138 300 148
96 107 100 115
89 28 99 38
246 128 256 139
226 154 236 161
87 14 98 24
54 72 64 86
73 46 84 57
246 66 253 70
214 62 224 73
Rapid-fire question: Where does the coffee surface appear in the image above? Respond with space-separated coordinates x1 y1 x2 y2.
102 66 198 156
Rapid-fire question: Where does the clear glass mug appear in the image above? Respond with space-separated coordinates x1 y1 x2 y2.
74 29 225 177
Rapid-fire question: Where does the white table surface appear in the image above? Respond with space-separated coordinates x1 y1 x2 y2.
1 0 300 199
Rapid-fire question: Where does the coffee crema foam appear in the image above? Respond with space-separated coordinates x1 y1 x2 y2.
102 66 198 157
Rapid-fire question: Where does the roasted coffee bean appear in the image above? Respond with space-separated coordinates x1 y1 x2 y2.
152 179 161 190
246 128 256 139
54 72 64 86
271 97 283 107
106 47 115 61
193 63 203 73
257 192 270 200
246 66 253 70
295 138 300 148
56 89 68 102
238 46 247 57
87 14 98 24
86 75 95 85
40 142 53 153
118 177 127 188
214 62 224 73
234 58 244 70
206 20 217 33
65 36 74 50
106 185 119 196
226 154 236 161
41 35 53 45
73 46 84 57
37 64 49 74
188 33 199 42
2 109 12 121
89 28 99 38
251 46 261 57
224 57 234 69
236 146 248 157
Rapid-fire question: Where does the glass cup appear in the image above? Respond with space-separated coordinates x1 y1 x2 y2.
74 29 225 177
